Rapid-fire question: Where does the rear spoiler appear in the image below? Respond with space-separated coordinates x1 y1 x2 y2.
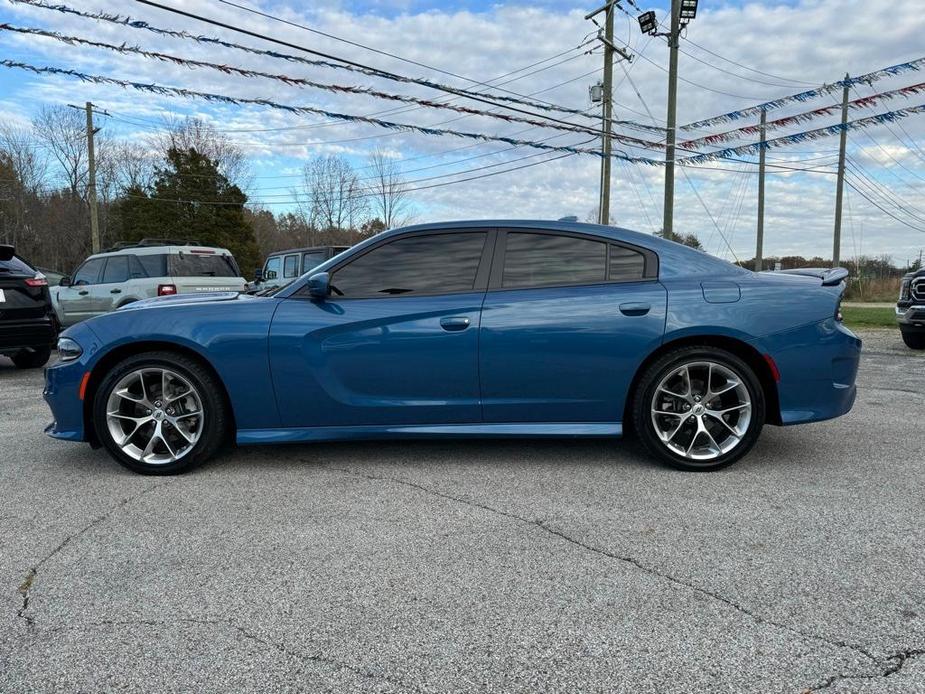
776 267 849 286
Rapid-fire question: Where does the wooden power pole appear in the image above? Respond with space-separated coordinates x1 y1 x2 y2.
832 74 850 267
661 0 681 238
85 102 100 254
755 108 767 271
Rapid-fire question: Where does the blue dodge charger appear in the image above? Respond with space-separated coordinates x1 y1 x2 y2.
44 220 861 474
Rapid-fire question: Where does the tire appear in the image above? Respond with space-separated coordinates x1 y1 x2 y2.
11 347 51 369
92 351 228 475
632 346 765 472
900 330 925 350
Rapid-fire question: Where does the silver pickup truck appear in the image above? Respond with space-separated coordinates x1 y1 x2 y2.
51 241 247 328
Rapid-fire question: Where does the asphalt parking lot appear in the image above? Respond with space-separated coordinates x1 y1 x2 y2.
1 328 923 694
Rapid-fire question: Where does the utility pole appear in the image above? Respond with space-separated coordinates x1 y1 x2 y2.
662 0 681 238
586 1 633 226
755 108 766 271
85 101 101 254
599 3 615 225
832 74 850 267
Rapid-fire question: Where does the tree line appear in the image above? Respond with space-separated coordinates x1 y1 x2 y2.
0 109 414 276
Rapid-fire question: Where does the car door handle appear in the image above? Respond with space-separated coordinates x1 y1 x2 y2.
619 302 650 316
78 290 89 296
110 289 122 294
440 316 471 332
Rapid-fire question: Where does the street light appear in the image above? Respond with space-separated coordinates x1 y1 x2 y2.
678 0 698 24
637 10 657 35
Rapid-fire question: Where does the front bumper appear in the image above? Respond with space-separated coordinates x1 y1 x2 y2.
896 305 925 332
43 324 104 443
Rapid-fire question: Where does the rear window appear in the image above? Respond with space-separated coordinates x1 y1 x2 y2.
0 256 35 275
168 253 240 278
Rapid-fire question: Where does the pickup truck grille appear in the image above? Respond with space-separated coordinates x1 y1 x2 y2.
913 278 925 302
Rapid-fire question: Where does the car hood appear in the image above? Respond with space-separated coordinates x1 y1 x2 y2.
117 291 248 311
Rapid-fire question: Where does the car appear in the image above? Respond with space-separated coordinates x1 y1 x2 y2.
36 266 67 287
43 220 861 475
0 245 57 369
51 240 247 328
249 245 350 294
896 268 925 349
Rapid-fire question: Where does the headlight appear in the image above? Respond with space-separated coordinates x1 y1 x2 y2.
900 279 911 301
57 337 83 362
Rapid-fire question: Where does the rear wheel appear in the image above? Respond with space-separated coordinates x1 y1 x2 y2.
93 351 228 475
900 330 925 350
11 347 51 369
633 347 765 471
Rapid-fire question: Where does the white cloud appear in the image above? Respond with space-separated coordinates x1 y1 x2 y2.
0 0 924 261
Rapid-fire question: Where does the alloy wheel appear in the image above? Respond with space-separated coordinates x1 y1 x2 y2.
649 360 752 462
105 367 204 465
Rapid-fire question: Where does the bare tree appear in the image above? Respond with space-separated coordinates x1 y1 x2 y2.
299 154 368 232
31 105 91 196
367 148 412 230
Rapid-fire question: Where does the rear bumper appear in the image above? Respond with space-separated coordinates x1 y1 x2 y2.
0 317 56 354
755 319 861 426
897 305 925 332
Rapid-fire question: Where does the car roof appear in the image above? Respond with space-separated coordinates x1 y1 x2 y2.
86 245 234 259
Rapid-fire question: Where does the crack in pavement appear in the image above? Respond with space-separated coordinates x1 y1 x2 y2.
42 617 421 692
16 479 175 627
802 649 925 692
328 466 881 666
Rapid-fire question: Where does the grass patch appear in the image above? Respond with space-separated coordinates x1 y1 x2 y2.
841 305 896 328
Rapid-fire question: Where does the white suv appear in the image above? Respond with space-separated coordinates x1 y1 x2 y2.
52 241 247 328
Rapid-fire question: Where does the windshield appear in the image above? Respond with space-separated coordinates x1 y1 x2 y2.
169 253 240 277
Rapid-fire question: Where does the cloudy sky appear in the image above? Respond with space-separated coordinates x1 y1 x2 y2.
1 0 924 264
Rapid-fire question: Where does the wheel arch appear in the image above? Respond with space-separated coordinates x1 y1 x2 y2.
624 334 782 428
82 340 237 447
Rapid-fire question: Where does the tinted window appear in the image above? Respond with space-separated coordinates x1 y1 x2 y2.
332 233 486 297
609 244 646 280
0 255 34 275
136 254 167 278
169 253 239 278
128 255 148 279
264 256 282 279
301 251 327 273
283 254 299 278
73 258 105 285
102 256 130 284
502 233 605 288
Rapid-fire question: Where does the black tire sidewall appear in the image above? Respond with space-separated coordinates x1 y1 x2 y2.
900 330 925 350
92 352 226 475
633 347 765 472
12 347 51 369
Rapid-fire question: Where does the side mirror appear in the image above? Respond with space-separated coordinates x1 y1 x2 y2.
59 276 72 287
306 272 331 299
0 245 13 261
265 270 278 281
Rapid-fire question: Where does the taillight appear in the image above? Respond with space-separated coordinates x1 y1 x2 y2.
157 284 177 296
835 296 843 322
25 275 48 287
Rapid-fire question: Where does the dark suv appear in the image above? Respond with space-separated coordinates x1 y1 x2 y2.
0 245 57 368
897 269 925 349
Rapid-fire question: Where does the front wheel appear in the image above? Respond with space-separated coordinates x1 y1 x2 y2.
93 351 228 475
633 347 765 471
901 330 925 350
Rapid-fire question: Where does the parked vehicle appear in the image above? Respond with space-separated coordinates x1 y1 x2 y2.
44 220 861 475
51 240 246 328
896 269 925 349
0 245 57 369
249 245 349 293
36 266 66 287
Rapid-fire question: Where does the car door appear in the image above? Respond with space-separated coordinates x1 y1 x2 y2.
269 230 493 428
96 255 131 312
479 229 667 424
57 257 106 325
